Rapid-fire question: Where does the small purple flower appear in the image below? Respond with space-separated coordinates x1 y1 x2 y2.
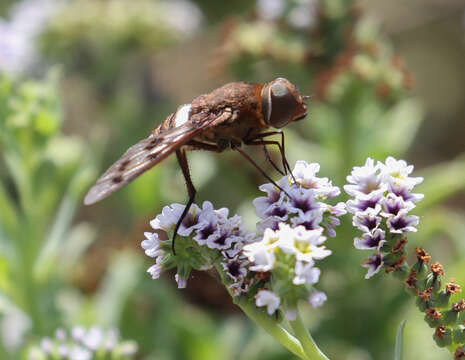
361 253 384 279
354 229 386 250
386 210 419 234
381 193 415 217
253 180 288 219
288 188 320 217
290 209 323 231
352 207 382 233
389 183 424 203
346 190 384 214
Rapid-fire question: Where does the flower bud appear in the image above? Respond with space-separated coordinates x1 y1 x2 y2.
433 325 452 347
443 310 459 326
453 325 465 344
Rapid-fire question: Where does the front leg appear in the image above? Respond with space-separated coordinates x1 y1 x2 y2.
245 131 295 181
173 149 197 255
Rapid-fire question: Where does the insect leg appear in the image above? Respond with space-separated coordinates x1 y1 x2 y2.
245 131 296 183
173 149 196 255
233 146 291 198
246 139 285 175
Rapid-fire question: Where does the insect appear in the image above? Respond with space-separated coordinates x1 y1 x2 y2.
84 77 308 251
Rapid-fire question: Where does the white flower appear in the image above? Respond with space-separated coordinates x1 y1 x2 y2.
255 290 280 315
379 156 423 190
293 261 320 285
40 337 53 353
243 241 276 272
150 203 201 236
344 158 386 196
309 291 327 308
141 232 162 257
69 345 92 360
71 326 86 341
82 326 104 350
291 161 340 197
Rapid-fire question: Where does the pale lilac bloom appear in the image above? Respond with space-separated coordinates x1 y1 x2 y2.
175 273 188 289
253 180 288 219
40 337 53 353
71 326 86 341
362 253 384 279
309 290 327 308
69 346 92 360
147 262 163 279
291 161 340 197
256 0 286 20
255 290 280 315
82 326 104 350
285 308 297 321
150 203 201 236
354 229 386 251
0 0 60 75
287 187 321 217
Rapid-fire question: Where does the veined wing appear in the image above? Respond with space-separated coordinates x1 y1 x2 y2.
84 106 232 205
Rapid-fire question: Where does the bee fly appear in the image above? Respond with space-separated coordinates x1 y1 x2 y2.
84 77 308 252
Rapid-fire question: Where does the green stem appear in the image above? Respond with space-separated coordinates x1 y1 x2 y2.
237 298 309 359
289 308 330 360
213 262 308 359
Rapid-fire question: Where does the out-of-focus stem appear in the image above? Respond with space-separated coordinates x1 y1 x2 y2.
289 308 330 360
213 262 309 359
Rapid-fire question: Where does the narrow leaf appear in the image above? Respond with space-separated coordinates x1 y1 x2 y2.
395 320 406 360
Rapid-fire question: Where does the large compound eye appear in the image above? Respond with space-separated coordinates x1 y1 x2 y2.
263 81 298 128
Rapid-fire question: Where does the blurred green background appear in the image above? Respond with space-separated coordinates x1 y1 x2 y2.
1 0 465 359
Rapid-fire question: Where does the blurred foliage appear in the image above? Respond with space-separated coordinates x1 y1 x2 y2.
0 0 464 359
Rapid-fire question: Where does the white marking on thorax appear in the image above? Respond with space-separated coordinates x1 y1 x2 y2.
174 104 191 127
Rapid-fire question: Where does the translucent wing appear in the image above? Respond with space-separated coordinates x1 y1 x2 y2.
84 107 232 205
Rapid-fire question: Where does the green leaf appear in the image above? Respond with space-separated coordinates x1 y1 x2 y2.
416 153 465 213
395 320 406 360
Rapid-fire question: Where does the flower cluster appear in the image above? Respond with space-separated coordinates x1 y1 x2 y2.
256 0 320 30
142 161 344 319
28 326 137 360
254 161 345 237
0 0 59 75
344 157 424 279
142 201 256 289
